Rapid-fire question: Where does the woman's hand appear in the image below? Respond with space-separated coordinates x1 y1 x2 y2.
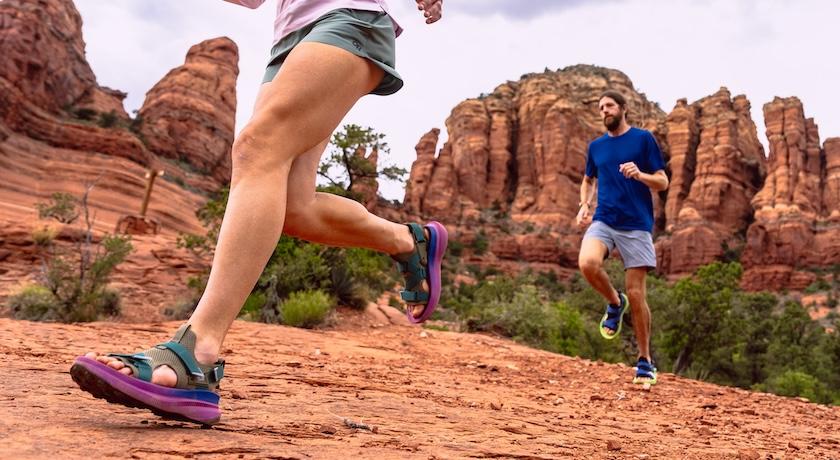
416 0 443 24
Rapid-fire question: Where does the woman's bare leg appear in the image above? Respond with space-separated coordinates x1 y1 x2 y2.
89 42 389 385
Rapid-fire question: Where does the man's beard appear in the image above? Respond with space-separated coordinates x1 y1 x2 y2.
603 113 622 131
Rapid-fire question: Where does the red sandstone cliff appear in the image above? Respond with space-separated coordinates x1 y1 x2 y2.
656 89 766 275
0 0 238 313
138 38 239 189
740 98 840 290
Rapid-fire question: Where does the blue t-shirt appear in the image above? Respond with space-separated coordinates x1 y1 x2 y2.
585 127 665 232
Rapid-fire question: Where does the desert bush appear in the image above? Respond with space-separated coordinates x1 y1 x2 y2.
280 290 333 328
9 186 133 322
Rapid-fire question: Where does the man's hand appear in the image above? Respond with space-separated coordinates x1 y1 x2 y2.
416 0 443 24
576 203 593 229
619 163 669 191
619 162 641 179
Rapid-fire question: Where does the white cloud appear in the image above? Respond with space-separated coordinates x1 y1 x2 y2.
74 0 840 200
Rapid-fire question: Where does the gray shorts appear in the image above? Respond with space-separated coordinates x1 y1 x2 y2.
262 8 403 96
583 220 656 269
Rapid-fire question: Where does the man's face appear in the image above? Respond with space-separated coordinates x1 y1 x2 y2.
599 97 624 131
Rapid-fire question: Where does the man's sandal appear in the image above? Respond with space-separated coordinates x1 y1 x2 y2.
599 291 630 340
633 357 658 385
70 324 224 425
392 221 448 324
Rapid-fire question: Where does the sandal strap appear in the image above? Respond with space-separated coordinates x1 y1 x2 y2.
400 290 429 303
605 304 624 318
108 353 154 382
636 359 657 377
108 324 224 391
392 223 430 304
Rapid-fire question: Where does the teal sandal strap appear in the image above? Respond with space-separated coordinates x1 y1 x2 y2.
400 290 429 303
108 353 154 382
108 325 225 390
393 223 431 305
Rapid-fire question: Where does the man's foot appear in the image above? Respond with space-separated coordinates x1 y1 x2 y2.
70 324 226 425
633 357 657 385
599 291 629 339
391 222 448 324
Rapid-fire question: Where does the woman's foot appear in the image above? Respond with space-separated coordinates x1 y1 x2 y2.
81 325 220 387
391 222 448 323
70 324 226 425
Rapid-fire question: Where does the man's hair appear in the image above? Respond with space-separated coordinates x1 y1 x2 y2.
599 90 627 109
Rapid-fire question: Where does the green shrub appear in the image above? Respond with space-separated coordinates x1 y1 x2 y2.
805 278 831 294
9 284 120 322
97 111 118 128
339 247 396 305
466 285 587 356
31 226 57 247
164 299 197 321
14 188 133 323
758 370 833 404
36 192 79 224
72 108 97 121
447 240 464 258
471 231 489 255
9 285 61 321
280 290 333 328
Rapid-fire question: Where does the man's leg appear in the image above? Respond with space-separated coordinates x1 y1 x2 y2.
578 237 621 307
86 42 389 385
625 267 652 360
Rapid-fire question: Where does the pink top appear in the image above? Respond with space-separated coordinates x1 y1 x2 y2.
225 0 403 44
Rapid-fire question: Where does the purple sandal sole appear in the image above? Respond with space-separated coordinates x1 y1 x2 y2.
407 221 448 324
70 356 221 425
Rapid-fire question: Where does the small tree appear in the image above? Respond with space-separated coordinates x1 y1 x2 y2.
317 124 407 201
9 183 132 322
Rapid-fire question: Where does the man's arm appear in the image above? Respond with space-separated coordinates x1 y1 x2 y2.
223 0 266 9
618 164 669 191
580 175 597 208
576 176 597 228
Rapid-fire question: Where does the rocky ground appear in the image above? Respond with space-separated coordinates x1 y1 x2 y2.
2 310 839 460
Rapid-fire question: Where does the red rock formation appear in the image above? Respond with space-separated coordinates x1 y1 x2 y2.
0 0 233 234
824 138 840 220
662 98 699 228
403 128 439 215
138 38 238 187
421 142 460 219
741 98 839 290
348 146 379 211
0 0 147 164
656 89 766 274
0 0 129 118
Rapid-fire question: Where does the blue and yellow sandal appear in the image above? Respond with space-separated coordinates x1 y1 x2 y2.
633 357 658 385
599 291 629 340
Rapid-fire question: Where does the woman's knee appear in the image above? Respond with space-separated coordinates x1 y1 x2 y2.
230 107 298 173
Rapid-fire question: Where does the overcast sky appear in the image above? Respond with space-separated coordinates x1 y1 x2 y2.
74 0 839 199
